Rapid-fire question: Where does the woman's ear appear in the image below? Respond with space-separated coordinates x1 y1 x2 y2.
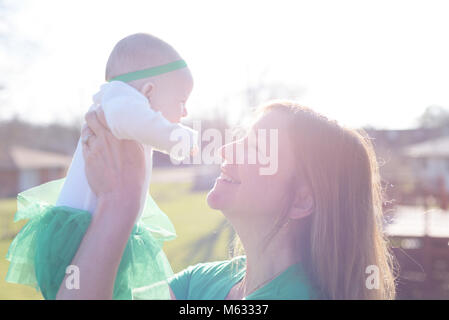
288 183 314 220
140 81 155 102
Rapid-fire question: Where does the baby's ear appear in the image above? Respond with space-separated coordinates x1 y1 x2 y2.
141 82 155 101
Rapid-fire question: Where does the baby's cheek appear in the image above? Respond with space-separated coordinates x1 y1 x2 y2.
167 102 183 118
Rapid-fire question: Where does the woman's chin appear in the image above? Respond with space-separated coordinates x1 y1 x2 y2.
206 189 224 210
206 181 235 210
207 176 242 210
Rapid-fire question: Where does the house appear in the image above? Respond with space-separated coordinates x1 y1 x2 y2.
0 146 71 198
361 128 449 205
403 136 449 194
365 128 448 180
365 127 448 154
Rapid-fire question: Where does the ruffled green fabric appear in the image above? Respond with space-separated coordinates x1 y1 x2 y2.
5 179 176 300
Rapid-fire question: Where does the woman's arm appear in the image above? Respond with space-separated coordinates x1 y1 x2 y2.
56 108 146 299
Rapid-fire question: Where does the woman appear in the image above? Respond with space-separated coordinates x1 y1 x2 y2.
56 100 396 300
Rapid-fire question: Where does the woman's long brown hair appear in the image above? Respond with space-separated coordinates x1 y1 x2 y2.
232 100 396 299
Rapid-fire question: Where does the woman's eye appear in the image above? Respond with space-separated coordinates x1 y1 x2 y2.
250 142 258 152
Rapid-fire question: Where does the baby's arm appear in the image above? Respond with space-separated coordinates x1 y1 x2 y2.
100 82 197 159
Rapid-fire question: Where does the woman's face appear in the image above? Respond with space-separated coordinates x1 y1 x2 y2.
207 110 296 225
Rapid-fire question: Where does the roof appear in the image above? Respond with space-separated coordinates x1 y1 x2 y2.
365 127 447 148
403 136 449 158
386 206 449 238
0 146 71 170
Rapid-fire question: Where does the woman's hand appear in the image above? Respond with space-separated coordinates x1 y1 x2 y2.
82 107 146 213
56 107 147 299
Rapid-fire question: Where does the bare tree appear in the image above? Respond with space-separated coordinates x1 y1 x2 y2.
195 66 304 130
242 82 305 111
0 0 8 91
418 105 449 129
225 67 305 125
0 1 39 118
0 0 14 115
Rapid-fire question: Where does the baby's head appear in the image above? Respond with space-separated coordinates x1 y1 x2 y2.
105 33 193 123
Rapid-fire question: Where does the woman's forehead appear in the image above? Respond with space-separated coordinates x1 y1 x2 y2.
250 110 291 154
252 109 289 131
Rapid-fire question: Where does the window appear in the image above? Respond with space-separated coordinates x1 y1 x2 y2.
421 158 427 169
19 169 40 192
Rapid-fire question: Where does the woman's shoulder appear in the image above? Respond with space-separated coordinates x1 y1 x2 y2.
168 256 246 300
187 255 246 278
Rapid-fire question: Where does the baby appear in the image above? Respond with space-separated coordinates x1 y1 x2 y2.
6 33 197 300
57 33 197 217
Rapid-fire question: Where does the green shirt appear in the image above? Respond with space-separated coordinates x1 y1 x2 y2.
168 256 317 300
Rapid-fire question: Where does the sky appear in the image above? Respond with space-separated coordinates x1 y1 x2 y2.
1 0 448 129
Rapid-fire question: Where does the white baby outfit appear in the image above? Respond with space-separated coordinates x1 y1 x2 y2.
56 81 198 218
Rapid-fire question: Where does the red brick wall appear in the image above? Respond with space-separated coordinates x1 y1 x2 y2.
0 167 67 198
39 167 66 183
0 170 18 198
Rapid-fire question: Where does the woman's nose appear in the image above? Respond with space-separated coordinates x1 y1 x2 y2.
220 143 231 163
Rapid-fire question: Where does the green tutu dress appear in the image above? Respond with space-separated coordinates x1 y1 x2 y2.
5 179 176 300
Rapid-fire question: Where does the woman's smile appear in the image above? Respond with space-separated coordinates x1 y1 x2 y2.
217 168 241 185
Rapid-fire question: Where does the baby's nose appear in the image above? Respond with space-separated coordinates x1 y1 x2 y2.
182 105 188 118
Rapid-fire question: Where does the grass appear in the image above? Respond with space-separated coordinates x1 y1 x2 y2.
150 182 231 273
0 181 230 299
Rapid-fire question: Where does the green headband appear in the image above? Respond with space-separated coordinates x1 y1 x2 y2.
108 59 187 83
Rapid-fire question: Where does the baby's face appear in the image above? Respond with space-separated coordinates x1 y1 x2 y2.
143 67 193 123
